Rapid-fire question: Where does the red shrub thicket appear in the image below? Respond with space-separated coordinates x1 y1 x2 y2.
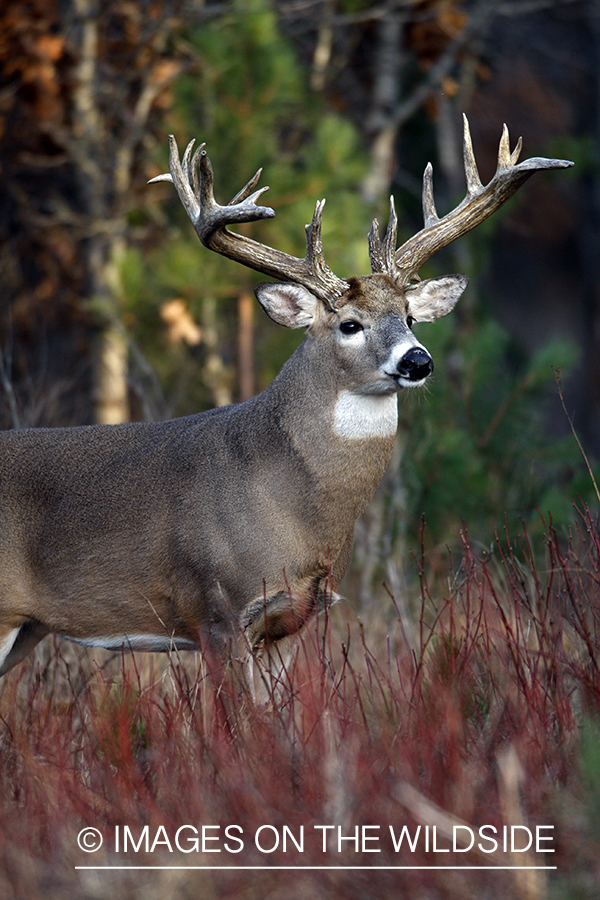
0 508 599 899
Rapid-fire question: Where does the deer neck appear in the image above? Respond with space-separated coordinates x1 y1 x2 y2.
264 337 398 514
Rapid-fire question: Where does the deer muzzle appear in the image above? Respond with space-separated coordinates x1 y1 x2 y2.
397 347 434 383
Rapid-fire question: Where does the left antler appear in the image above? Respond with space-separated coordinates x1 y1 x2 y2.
369 114 574 286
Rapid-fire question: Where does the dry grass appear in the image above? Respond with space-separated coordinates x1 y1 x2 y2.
1 509 599 899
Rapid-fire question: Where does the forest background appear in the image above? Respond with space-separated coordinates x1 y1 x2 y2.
0 0 598 593
3 4 600 899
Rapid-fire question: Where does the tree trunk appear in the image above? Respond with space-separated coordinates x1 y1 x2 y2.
93 325 129 424
237 290 255 401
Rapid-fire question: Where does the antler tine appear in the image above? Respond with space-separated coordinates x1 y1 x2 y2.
174 135 202 220
393 115 574 284
147 135 201 221
385 195 399 257
498 123 512 169
229 168 265 205
368 217 383 271
511 135 523 166
150 135 349 305
305 199 325 268
182 138 198 184
302 200 350 307
190 142 205 200
422 163 439 226
496 123 524 171
462 114 483 196
368 196 399 275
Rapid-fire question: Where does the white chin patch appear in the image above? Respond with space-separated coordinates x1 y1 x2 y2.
333 391 398 439
398 374 428 389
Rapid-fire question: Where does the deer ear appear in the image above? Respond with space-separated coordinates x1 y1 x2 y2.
254 283 320 329
405 274 468 322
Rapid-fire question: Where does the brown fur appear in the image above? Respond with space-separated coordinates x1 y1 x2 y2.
0 273 461 674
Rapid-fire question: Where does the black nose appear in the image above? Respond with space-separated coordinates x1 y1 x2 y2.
398 347 434 382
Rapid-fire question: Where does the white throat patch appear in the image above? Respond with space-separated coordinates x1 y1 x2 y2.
333 391 398 440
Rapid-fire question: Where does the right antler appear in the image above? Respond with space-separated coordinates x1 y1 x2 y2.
149 136 349 308
369 115 574 286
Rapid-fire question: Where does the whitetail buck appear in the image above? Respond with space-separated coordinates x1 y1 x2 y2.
0 116 572 676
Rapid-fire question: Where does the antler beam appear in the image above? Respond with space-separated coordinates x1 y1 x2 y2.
150 136 349 307
369 115 574 286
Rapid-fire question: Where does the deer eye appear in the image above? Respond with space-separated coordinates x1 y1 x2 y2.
406 315 414 329
339 320 363 336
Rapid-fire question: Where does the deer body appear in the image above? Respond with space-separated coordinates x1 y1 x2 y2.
0 118 572 675
0 274 434 672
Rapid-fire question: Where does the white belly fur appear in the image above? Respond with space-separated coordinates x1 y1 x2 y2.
0 627 20 670
62 633 198 653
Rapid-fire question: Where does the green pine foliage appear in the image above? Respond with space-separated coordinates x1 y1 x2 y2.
399 313 587 548
124 0 369 415
113 0 594 555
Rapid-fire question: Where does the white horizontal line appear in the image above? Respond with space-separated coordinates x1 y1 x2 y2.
75 865 557 871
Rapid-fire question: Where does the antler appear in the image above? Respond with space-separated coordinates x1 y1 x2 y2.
149 135 349 307
369 114 574 286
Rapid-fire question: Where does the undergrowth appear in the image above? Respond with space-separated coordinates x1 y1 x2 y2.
0 508 599 899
